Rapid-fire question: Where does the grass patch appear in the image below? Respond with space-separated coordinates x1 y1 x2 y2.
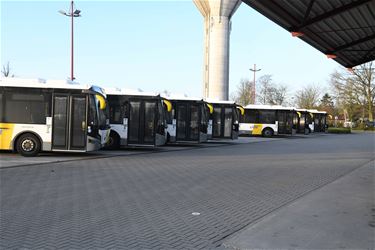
328 127 351 134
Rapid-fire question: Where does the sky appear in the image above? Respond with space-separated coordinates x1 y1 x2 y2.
1 0 343 99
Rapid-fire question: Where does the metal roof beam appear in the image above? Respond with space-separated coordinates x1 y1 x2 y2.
359 45 375 63
328 33 375 53
302 0 316 24
292 0 372 31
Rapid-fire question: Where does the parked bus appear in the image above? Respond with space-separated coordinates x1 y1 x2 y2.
308 109 327 132
295 109 313 134
205 102 214 139
0 78 110 156
164 96 209 143
239 105 297 137
105 88 172 148
205 100 244 139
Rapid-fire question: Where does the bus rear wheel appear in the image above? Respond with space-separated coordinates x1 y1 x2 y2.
16 133 41 157
106 131 120 149
262 128 274 137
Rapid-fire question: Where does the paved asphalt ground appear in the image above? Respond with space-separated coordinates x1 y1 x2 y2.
0 133 374 249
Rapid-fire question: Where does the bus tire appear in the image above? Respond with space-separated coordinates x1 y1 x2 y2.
166 133 171 143
16 133 41 157
262 128 274 137
106 131 120 149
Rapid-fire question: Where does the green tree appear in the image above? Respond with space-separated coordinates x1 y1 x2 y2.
319 93 335 115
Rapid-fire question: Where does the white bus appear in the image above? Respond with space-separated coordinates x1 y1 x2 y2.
205 99 244 140
105 88 171 148
295 108 313 134
0 78 110 156
307 109 327 133
239 104 297 137
163 96 209 143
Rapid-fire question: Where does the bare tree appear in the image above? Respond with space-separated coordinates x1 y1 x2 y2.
268 84 288 105
330 62 374 121
257 75 288 105
350 62 374 121
232 78 254 106
257 75 273 105
294 84 321 109
2 62 14 77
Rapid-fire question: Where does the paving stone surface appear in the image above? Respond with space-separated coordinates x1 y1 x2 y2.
1 133 373 249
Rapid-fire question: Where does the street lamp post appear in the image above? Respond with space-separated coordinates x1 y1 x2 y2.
59 1 81 81
249 64 261 104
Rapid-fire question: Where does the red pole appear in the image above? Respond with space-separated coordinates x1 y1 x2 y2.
71 0 74 81
249 64 261 104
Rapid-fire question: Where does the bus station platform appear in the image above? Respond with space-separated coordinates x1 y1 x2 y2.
0 136 281 169
1 133 374 249
223 160 374 249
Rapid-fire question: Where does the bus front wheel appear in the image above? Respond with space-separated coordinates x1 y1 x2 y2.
262 128 274 137
16 133 41 157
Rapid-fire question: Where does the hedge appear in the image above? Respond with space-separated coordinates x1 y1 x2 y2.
327 127 351 134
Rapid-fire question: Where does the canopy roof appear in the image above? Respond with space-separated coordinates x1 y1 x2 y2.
242 0 375 68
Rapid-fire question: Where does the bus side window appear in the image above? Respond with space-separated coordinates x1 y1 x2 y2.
157 101 164 127
233 108 239 123
123 101 129 119
258 110 276 124
244 110 257 123
4 90 48 124
165 109 172 124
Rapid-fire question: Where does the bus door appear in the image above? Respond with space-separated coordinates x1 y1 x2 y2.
189 104 200 140
277 110 287 134
128 100 156 145
314 114 320 132
176 103 200 141
298 113 306 133
213 107 222 138
223 107 233 138
52 94 87 150
212 106 233 138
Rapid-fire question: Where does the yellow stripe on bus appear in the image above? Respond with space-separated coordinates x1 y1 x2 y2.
0 123 15 150
253 124 263 135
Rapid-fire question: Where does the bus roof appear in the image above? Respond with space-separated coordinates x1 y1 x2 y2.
244 104 295 111
105 87 160 97
204 98 236 105
307 109 327 114
0 77 96 90
163 94 203 102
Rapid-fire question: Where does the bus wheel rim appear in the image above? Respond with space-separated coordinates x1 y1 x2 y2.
22 139 34 152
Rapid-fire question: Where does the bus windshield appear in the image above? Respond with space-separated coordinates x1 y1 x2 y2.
99 102 108 129
94 94 109 129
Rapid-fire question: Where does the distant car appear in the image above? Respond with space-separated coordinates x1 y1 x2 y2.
364 121 375 129
343 121 352 128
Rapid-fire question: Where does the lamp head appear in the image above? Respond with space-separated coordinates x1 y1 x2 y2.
73 9 81 16
58 10 67 16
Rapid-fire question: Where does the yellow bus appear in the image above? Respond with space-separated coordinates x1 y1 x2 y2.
239 105 297 137
0 78 110 156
